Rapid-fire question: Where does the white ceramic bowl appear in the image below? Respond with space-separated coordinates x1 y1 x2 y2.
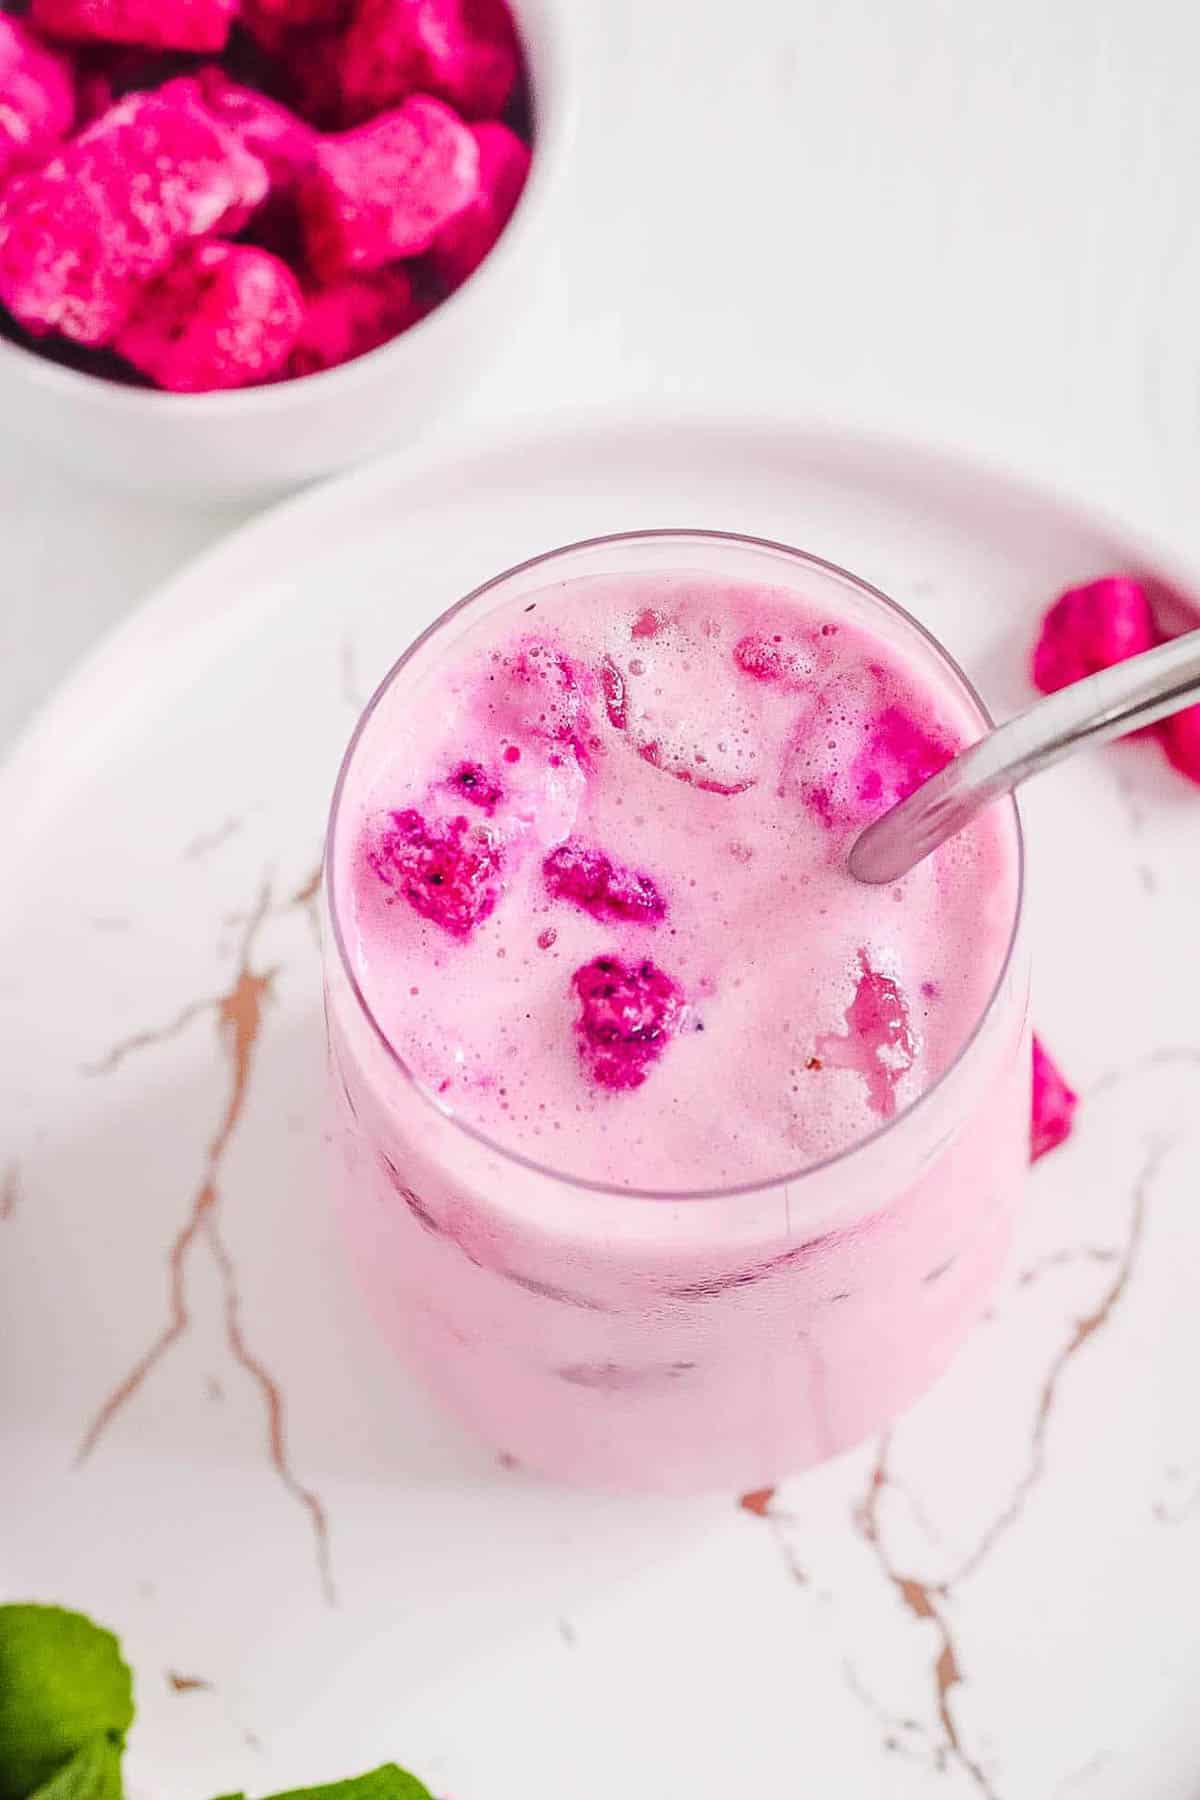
0 0 572 502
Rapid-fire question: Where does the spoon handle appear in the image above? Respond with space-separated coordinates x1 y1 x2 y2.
849 627 1200 885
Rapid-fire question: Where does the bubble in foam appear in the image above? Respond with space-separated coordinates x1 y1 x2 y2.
603 605 764 795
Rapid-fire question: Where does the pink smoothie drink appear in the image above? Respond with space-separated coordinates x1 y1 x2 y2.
324 532 1028 1494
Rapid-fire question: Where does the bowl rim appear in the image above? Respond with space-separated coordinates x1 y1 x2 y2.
0 0 574 417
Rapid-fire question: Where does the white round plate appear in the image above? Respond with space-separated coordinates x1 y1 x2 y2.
4 416 1200 1800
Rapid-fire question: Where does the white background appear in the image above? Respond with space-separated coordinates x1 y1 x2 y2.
3 0 1200 748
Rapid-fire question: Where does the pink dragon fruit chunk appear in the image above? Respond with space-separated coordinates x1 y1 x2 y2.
853 706 955 815
1031 1035 1078 1162
431 118 528 289
599 654 627 730
446 759 503 813
1160 703 1200 786
543 840 666 926
192 67 318 191
733 633 786 682
367 806 502 938
337 0 519 125
31 0 238 53
813 954 916 1118
572 955 685 1091
299 95 479 281
733 631 817 688
155 75 275 232
788 681 955 832
114 240 304 391
0 18 75 182
288 267 420 374
846 957 915 1119
1032 576 1157 696
0 85 268 345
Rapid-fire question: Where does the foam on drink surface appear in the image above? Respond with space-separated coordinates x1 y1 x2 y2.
337 572 1016 1189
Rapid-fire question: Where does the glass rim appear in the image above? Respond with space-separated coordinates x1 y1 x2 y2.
324 526 1026 1203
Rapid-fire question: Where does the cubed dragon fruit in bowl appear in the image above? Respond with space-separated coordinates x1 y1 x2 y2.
30 0 239 55
114 239 305 391
0 0 537 401
0 85 268 345
0 17 75 182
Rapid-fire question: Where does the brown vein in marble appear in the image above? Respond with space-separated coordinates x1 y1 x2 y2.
944 1136 1166 1588
752 1139 1175 1790
82 996 215 1076
1 1162 19 1221
841 1658 937 1766
291 862 322 907
286 859 323 949
1014 1245 1118 1289
74 1180 209 1463
167 1671 212 1693
204 1205 334 1602
184 817 243 861
75 882 336 1603
739 1487 807 1584
855 1438 996 1798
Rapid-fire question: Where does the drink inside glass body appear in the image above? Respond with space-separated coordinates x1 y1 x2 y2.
324 534 1027 1494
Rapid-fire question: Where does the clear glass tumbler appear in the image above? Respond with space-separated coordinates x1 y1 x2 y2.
322 531 1029 1495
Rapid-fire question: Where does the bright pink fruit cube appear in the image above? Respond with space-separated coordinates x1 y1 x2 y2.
300 95 479 280
1031 1035 1077 1162
367 806 503 939
543 840 667 926
786 680 955 832
114 240 304 391
0 17 75 182
338 0 520 124
1160 703 1200 785
432 119 528 288
572 955 685 1091
0 85 268 345
193 67 317 190
288 267 420 375
31 0 238 54
1032 575 1157 695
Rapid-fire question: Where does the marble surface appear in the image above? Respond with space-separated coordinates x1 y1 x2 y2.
3 3 1200 1798
4 419 1200 1800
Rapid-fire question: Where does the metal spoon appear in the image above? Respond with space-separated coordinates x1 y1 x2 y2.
848 628 1200 885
